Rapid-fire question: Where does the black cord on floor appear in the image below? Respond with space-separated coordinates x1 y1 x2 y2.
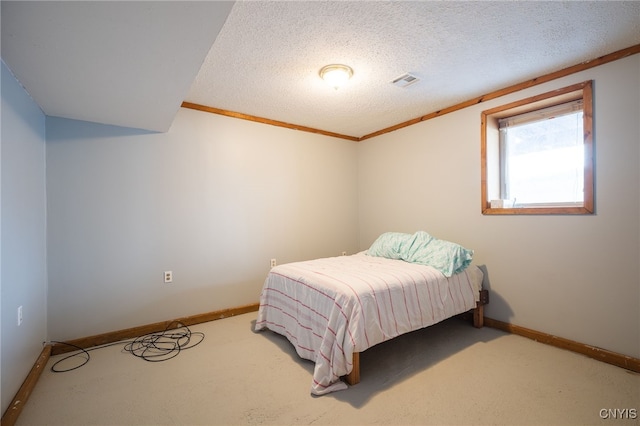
50 321 205 373
50 341 92 372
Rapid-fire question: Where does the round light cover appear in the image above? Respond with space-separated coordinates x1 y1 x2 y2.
319 64 353 89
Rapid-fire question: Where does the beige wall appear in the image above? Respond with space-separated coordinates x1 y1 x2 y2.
1 60 48 415
357 54 640 358
46 108 359 341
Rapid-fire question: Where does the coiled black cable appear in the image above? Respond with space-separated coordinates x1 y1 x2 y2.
51 321 205 373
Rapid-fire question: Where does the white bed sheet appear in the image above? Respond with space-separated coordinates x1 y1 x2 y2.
255 252 483 395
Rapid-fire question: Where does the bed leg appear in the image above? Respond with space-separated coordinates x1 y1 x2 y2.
345 352 360 385
473 303 484 328
473 289 489 328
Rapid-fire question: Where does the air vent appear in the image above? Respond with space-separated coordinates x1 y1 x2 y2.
391 73 420 88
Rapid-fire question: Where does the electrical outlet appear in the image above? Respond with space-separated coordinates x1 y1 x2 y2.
164 271 173 283
270 259 277 268
17 306 23 326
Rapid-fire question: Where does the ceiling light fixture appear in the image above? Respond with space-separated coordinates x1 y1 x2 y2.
319 64 353 89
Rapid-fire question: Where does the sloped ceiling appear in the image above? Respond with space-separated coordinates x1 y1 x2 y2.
2 1 640 137
1 1 234 132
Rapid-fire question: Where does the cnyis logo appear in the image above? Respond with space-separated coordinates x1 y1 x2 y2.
599 408 638 420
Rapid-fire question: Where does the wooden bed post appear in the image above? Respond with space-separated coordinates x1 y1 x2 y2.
473 303 484 328
473 289 489 328
345 352 360 385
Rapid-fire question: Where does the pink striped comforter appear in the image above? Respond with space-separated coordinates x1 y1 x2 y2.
255 252 483 395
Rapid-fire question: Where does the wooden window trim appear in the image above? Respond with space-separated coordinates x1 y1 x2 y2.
481 80 594 215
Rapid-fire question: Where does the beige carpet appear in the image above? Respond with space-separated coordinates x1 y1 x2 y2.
16 313 639 425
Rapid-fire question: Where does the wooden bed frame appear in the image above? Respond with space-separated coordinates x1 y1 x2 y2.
344 289 489 385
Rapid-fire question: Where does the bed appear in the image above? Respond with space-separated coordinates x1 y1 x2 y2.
255 232 488 395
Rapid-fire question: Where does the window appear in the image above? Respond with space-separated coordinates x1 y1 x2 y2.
481 81 594 214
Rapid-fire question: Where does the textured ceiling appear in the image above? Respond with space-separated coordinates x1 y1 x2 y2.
186 1 640 138
2 1 640 137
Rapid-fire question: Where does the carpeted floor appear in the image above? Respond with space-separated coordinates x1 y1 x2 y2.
16 312 639 425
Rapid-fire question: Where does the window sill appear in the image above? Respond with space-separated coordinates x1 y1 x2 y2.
482 206 594 215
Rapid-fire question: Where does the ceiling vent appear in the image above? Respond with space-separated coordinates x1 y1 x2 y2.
391 73 420 88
